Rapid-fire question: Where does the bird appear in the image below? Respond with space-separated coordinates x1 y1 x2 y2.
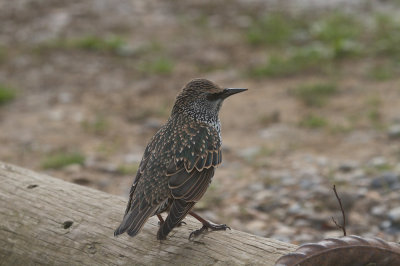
114 78 247 240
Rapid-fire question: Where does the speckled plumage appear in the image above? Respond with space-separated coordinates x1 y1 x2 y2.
114 79 246 240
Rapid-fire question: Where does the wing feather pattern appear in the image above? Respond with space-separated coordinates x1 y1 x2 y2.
114 133 163 236
115 116 223 239
158 139 221 239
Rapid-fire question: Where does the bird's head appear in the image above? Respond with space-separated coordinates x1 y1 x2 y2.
172 78 247 122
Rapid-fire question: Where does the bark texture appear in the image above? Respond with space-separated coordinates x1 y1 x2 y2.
0 162 297 265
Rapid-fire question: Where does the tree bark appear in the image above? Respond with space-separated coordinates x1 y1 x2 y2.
0 162 297 265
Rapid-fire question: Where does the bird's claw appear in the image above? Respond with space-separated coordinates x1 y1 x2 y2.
188 223 230 240
189 225 207 240
177 221 186 227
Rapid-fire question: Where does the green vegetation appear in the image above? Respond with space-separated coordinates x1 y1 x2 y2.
367 62 397 81
311 12 362 58
374 163 393 171
82 115 109 135
329 124 353 134
0 84 17 105
371 14 400 58
258 111 280 126
138 57 174 75
41 152 85 169
136 41 164 54
366 95 382 108
250 46 333 77
364 162 393 176
117 163 139 175
36 35 129 55
131 42 175 75
70 36 126 52
247 13 296 46
365 95 384 128
0 45 5 61
299 114 328 128
367 109 382 125
293 83 337 107
247 11 400 78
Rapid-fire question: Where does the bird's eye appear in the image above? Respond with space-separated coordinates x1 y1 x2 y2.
206 92 223 101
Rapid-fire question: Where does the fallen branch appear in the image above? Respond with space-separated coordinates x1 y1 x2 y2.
0 161 297 265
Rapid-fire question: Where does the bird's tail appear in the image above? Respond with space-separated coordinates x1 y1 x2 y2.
114 198 156 237
157 199 195 240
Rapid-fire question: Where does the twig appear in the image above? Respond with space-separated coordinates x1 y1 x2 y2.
331 184 347 236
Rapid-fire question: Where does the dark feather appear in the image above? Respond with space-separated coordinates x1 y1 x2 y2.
195 155 206 171
114 197 157 237
169 167 215 201
115 105 222 239
157 199 196 240
204 151 213 168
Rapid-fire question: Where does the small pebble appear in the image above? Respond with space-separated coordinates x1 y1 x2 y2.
388 124 400 139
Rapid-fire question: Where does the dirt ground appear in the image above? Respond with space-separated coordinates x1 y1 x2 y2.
1 0 399 244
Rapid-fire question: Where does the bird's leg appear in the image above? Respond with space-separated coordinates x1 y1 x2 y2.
157 214 164 226
157 214 186 227
188 211 230 240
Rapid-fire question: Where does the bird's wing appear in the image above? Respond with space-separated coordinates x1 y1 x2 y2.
115 120 222 238
121 133 156 216
167 161 217 201
114 128 168 237
157 123 222 238
167 122 222 201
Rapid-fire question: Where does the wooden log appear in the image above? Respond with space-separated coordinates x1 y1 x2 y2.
0 162 297 265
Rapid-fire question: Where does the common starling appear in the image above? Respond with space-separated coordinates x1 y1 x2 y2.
114 78 247 240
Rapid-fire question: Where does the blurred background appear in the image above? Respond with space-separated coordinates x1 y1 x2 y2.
1 0 400 244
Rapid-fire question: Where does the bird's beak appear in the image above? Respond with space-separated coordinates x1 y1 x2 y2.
221 88 247 98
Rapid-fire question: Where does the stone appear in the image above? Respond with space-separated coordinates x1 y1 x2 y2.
123 153 142 163
247 182 265 193
323 230 344 239
95 163 118 174
368 156 387 168
293 219 310 227
58 92 72 103
388 124 400 139
253 190 273 201
299 178 316 189
247 220 266 231
274 225 296 235
388 207 400 224
380 220 392 229
293 233 315 243
143 119 163 130
116 45 136 57
64 164 82 174
287 203 302 215
238 146 260 160
370 205 387 217
338 161 357 172
370 172 400 189
255 201 282 213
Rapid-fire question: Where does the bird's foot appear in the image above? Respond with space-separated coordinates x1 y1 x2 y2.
189 221 230 240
